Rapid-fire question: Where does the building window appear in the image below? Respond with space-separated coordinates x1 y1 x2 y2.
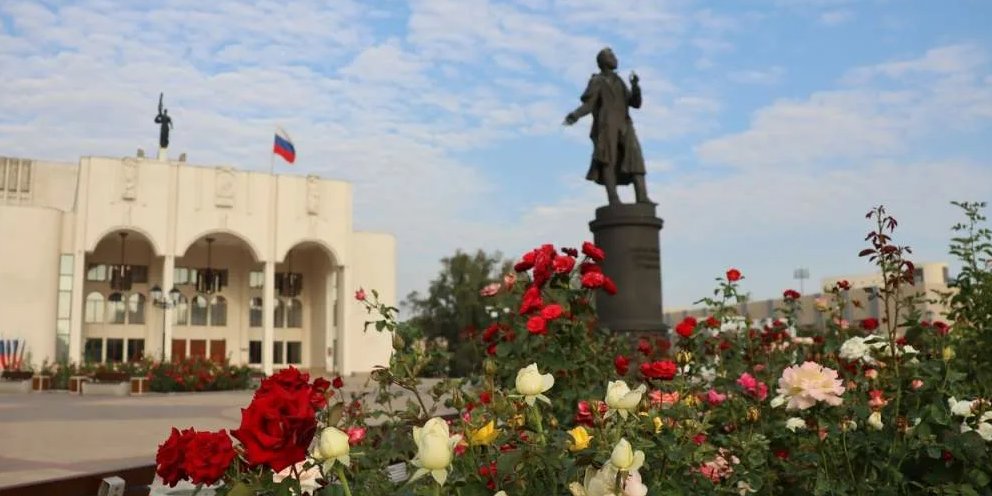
106 338 124 363
127 293 146 325
286 298 303 328
190 295 209 326
107 293 126 324
173 294 189 325
210 296 227 326
127 339 145 362
85 292 105 323
914 268 924 283
273 341 284 364
57 254 74 363
130 265 149 284
249 271 264 289
174 267 191 285
87 264 107 281
84 338 103 363
249 341 262 364
286 341 302 364
249 297 263 327
274 299 286 328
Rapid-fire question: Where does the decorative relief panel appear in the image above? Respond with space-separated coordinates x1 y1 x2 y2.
306 175 320 215
215 167 236 208
121 157 138 200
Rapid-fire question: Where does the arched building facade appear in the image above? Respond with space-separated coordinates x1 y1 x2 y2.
0 154 395 375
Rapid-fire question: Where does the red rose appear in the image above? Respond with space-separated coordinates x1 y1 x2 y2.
675 316 697 338
514 250 537 272
837 280 851 291
933 321 950 336
553 255 576 274
614 355 630 375
581 271 606 289
540 304 563 320
860 318 879 331
640 360 677 380
783 289 801 300
582 241 606 262
310 378 331 409
156 427 195 487
603 276 618 295
562 247 579 257
479 390 492 404
519 286 543 315
575 400 608 427
692 433 707 446
232 384 317 472
183 430 235 486
486 343 497 356
531 244 557 288
332 376 344 389
637 339 652 356
705 316 720 329
579 262 602 275
526 316 547 335
774 449 790 460
346 426 367 446
354 288 366 301
482 323 500 343
726 268 742 282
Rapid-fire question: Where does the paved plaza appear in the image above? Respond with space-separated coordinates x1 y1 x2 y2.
0 377 452 491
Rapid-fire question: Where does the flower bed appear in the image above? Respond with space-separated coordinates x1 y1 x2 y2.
45 357 252 393
155 206 992 495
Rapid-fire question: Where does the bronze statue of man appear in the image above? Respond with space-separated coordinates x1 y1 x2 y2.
155 92 173 149
564 48 650 205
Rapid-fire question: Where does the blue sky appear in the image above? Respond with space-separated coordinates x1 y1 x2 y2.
1 0 990 309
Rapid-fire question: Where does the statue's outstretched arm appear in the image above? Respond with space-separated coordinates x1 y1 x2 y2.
565 77 599 124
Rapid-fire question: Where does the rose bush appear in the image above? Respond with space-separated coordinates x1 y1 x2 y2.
156 205 992 495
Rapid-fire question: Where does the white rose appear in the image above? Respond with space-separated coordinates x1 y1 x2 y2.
570 465 619 496
839 336 874 364
410 417 461 486
515 363 554 406
313 427 351 469
605 380 646 419
609 438 645 472
948 397 976 418
785 417 806 433
841 419 858 432
868 411 884 430
976 422 992 442
770 395 786 408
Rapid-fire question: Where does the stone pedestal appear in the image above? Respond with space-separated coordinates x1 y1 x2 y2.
589 203 665 332
157 147 168 161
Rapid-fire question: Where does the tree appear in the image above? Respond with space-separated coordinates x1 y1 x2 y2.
403 249 514 375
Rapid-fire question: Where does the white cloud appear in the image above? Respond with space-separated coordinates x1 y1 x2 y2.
699 45 992 170
818 9 853 25
728 66 786 85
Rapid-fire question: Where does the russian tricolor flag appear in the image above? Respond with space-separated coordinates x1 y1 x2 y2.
273 127 296 164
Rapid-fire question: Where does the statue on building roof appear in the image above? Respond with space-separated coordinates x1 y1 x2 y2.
155 93 173 149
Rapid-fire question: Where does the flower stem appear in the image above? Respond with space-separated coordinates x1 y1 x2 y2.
433 482 442 496
335 465 353 496
841 431 861 496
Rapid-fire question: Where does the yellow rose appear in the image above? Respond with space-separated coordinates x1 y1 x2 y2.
653 416 663 434
605 380 646 419
410 417 461 486
943 346 955 361
567 426 592 452
469 420 499 446
608 438 645 472
515 363 554 406
311 427 350 470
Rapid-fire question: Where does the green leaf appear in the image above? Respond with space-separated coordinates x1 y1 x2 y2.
226 482 255 496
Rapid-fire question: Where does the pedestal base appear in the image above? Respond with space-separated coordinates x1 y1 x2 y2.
589 203 665 333
157 147 167 161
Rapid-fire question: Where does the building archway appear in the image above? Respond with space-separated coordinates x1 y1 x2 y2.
267 240 340 373
80 229 158 363
171 232 261 364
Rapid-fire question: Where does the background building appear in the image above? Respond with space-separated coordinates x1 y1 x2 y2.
663 262 952 328
0 153 395 375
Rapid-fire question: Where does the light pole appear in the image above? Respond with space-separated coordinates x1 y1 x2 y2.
150 284 181 362
793 268 810 295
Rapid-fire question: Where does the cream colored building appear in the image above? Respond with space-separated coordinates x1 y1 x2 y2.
663 262 952 328
0 152 395 375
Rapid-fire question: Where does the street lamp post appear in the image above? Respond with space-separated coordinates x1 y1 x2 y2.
150 284 181 362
